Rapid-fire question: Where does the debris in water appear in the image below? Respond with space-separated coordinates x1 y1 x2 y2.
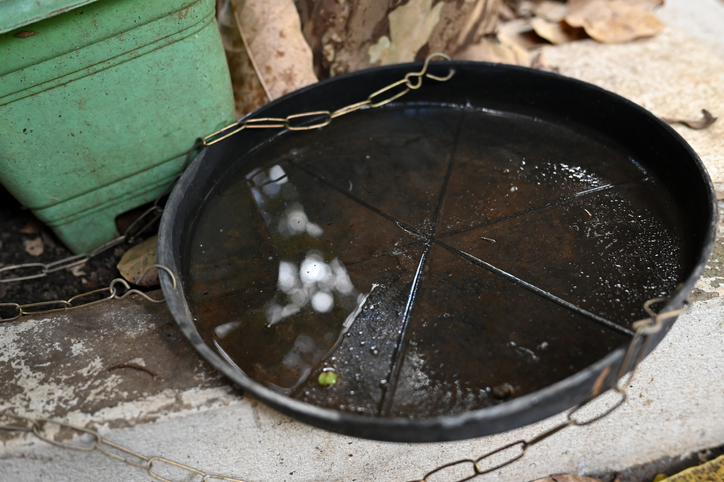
318 369 338 386
491 383 515 400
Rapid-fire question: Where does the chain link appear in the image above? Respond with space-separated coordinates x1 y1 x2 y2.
0 409 248 482
410 298 688 482
0 265 176 322
201 52 455 147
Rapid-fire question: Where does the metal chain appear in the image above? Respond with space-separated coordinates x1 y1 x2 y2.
0 265 176 323
201 52 456 147
0 409 247 482
409 298 688 482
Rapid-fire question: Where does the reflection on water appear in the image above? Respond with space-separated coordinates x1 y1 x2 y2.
210 163 372 394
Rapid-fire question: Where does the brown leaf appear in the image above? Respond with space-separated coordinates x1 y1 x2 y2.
117 236 158 287
218 1 268 116
19 218 43 235
81 278 98 289
369 0 446 66
498 2 517 21
624 0 664 7
533 476 604 482
41 232 56 249
23 237 44 257
455 38 530 66
455 0 501 48
497 19 546 51
565 0 604 27
565 0 664 43
662 109 718 130
531 18 587 45
232 0 318 101
532 0 569 22
509 0 536 18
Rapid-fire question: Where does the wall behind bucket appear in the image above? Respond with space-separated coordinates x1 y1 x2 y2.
0 0 236 254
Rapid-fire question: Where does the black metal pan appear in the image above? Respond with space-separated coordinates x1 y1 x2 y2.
157 61 716 442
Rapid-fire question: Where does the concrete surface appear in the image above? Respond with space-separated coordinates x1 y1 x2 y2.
2 5 724 482
658 0 724 60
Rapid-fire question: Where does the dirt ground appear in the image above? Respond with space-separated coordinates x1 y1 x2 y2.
0 184 153 309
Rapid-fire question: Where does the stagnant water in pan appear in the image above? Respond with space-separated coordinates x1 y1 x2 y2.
185 104 686 419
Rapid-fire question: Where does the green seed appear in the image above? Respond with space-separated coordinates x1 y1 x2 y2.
318 370 337 386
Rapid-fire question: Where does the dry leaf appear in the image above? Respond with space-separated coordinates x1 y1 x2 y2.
117 236 158 287
662 109 718 130
456 0 501 48
218 0 268 116
532 0 569 22
533 476 604 482
624 0 664 7
566 0 603 27
41 232 56 249
456 38 530 66
511 0 537 18
81 277 98 289
19 218 43 235
531 17 586 45
369 0 445 66
498 2 517 21
23 237 44 257
497 19 546 51
68 264 86 277
565 0 664 43
232 0 318 101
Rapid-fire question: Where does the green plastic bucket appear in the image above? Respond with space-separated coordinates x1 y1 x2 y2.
0 0 236 253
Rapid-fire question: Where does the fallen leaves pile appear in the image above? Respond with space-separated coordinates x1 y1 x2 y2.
463 0 664 67
217 0 667 116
